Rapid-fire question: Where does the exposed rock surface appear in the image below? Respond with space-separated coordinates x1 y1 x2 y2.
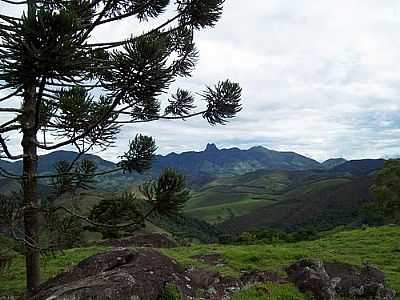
96 232 178 248
287 259 337 300
240 270 281 286
22 249 281 300
325 262 396 300
20 250 396 300
23 249 190 300
287 259 396 300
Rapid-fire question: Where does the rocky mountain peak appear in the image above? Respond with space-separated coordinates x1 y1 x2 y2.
205 143 219 152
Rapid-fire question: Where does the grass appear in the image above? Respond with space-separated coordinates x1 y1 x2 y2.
186 198 274 223
0 245 109 296
164 226 400 294
232 283 311 300
1 226 399 298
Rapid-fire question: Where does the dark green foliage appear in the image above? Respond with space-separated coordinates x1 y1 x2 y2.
55 88 120 149
0 192 22 228
165 89 195 116
370 159 400 223
109 34 172 107
150 213 220 243
89 193 144 238
46 213 84 249
51 159 97 195
0 8 94 86
141 168 190 216
203 80 242 125
88 169 190 239
119 134 157 173
178 0 224 29
107 0 170 21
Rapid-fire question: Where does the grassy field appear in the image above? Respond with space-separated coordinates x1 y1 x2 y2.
164 226 400 295
1 226 399 298
186 198 274 223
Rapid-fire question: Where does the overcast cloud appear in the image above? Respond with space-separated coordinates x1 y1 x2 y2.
2 0 400 162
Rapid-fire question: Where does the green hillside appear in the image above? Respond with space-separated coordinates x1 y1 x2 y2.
184 169 368 231
1 226 399 298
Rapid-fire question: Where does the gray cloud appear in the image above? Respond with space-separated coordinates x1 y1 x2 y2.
2 1 400 162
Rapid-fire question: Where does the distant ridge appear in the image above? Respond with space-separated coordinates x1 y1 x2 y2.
151 143 323 177
0 146 386 180
0 150 116 175
331 159 385 176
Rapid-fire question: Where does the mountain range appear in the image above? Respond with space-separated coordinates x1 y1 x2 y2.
0 143 356 175
0 144 387 233
0 143 385 184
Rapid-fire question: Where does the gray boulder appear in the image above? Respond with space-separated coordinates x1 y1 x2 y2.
23 249 191 300
287 259 337 300
287 260 396 300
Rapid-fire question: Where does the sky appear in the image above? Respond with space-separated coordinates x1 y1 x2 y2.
2 0 400 162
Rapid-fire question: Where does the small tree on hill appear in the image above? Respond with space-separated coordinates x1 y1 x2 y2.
0 0 242 294
370 159 400 224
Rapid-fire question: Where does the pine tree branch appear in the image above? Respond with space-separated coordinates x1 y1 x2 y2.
87 14 186 50
78 0 115 42
0 135 24 159
0 108 23 113
0 124 21 133
56 206 155 229
0 87 23 102
1 117 19 129
35 93 123 150
0 0 27 4
35 167 124 179
113 110 205 123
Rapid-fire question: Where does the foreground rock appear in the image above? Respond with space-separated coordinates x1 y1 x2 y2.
287 259 337 300
24 249 189 300
287 259 396 300
22 249 280 300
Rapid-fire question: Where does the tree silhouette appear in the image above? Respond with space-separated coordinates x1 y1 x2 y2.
0 0 241 294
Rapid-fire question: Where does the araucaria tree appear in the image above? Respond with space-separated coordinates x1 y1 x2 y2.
0 0 241 295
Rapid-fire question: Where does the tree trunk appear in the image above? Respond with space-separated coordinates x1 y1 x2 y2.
22 81 40 295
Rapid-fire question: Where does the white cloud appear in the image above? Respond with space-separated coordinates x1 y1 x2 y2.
2 1 400 162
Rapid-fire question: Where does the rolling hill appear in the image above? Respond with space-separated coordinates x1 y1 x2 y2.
321 158 347 169
330 159 385 176
184 158 386 232
0 146 387 234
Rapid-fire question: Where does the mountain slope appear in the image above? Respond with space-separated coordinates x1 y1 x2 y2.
322 158 347 169
185 169 358 224
331 159 385 176
184 160 386 232
219 175 374 233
